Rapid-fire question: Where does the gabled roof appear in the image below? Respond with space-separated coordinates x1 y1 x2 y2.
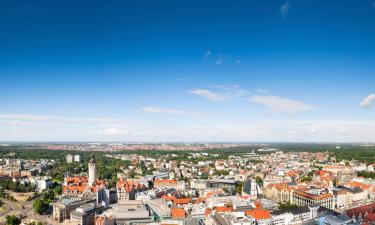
171 207 186 219
215 205 233 213
155 179 177 185
245 209 271 220
117 178 145 192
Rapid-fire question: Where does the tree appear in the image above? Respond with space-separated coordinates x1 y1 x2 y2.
300 176 312 182
42 189 55 203
255 176 263 187
235 182 243 195
53 174 64 182
54 185 62 195
33 189 55 215
33 199 47 214
0 188 5 198
278 202 298 210
5 215 21 225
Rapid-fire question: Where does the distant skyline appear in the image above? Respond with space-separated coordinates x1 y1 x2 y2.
1 0 375 142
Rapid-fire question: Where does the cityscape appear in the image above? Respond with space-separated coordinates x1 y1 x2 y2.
1 0 375 225
1 144 375 225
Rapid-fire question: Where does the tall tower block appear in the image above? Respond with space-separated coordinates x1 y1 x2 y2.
88 155 98 187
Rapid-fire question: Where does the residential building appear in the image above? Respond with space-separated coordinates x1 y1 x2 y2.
117 179 146 201
291 189 334 209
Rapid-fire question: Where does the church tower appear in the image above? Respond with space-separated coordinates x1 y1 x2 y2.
88 155 98 187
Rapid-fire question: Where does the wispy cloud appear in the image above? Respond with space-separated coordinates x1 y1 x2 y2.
203 50 211 63
189 86 315 115
189 85 250 101
189 89 228 101
215 55 224 65
203 51 241 65
0 114 127 125
249 95 316 115
360 93 375 108
280 1 291 20
142 107 204 116
1 115 374 142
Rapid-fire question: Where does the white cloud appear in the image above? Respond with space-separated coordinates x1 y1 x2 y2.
281 1 290 20
142 107 203 116
103 128 119 136
0 114 125 124
190 86 250 102
189 89 228 101
0 115 374 142
92 127 130 137
235 60 241 64
249 95 316 115
190 87 315 116
360 93 375 109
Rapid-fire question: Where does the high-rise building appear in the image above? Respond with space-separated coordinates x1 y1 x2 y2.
74 154 81 163
88 155 98 187
66 154 73 163
243 177 261 199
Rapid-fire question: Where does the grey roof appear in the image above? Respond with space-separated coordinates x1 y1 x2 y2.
207 179 238 184
146 199 171 217
324 214 353 224
115 208 151 220
212 214 230 225
61 198 78 205
115 200 152 220
271 206 310 216
233 205 253 212
337 185 363 194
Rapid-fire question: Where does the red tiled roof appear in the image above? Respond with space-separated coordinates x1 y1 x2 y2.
215 205 233 213
63 176 106 194
245 209 271 220
161 195 191 205
155 179 177 184
346 202 375 222
194 197 206 204
117 179 145 192
346 181 371 190
286 170 298 177
205 208 212 216
171 207 186 219
254 201 263 209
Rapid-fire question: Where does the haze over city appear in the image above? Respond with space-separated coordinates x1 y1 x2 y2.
1 0 375 142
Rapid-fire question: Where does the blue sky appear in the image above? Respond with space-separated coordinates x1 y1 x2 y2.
0 0 375 142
